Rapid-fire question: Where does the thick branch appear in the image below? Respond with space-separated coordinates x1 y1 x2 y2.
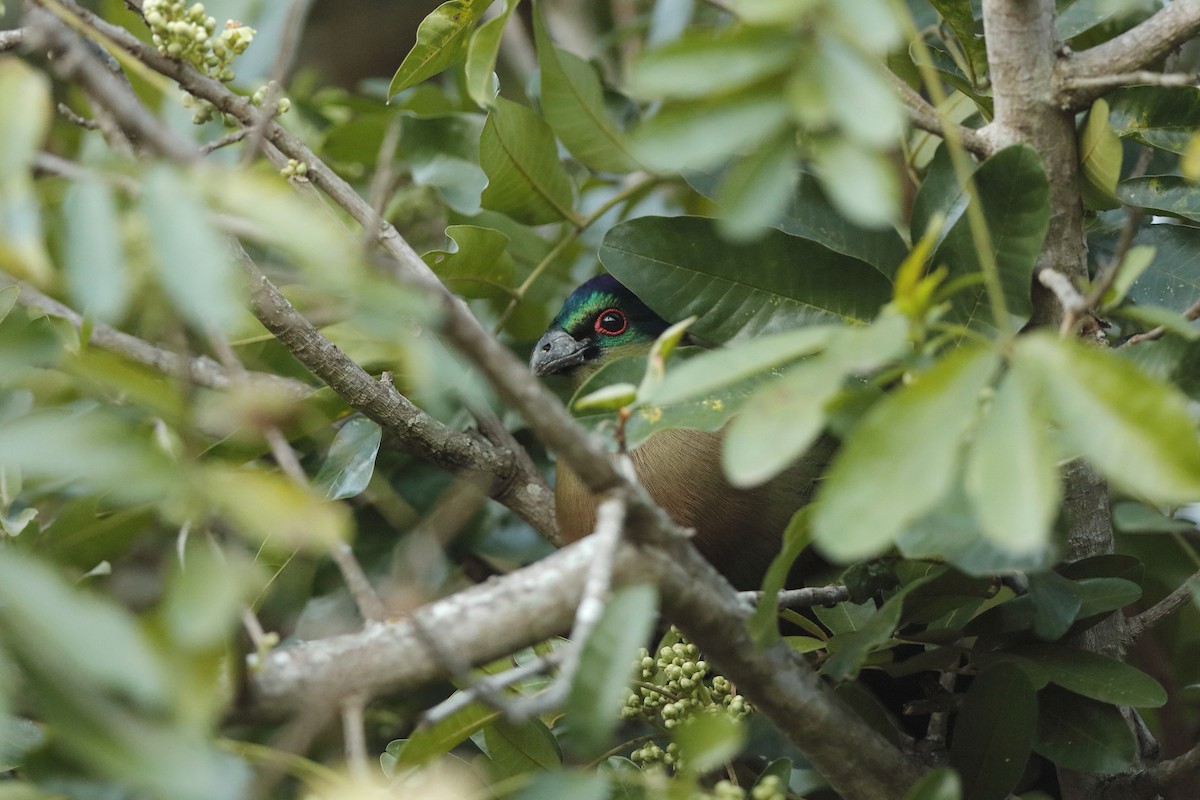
1064 1 1200 109
889 72 993 158
1096 741 1200 800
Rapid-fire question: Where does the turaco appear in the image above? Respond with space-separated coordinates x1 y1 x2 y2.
530 273 831 590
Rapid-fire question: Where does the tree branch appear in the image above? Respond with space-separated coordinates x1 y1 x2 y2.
1064 1 1200 110
888 71 993 158
1097 741 1200 800
0 28 27 51
1124 569 1200 647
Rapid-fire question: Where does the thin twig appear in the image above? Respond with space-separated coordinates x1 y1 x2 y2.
888 71 992 158
332 545 387 623
363 113 404 252
56 101 99 129
420 648 567 727
1119 293 1200 348
1124 569 1200 647
340 693 370 782
200 127 250 154
1064 71 1198 94
738 584 850 610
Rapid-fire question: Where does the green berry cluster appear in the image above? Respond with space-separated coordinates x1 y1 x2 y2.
250 83 292 115
143 0 254 83
681 775 784 800
623 633 752 735
280 159 308 179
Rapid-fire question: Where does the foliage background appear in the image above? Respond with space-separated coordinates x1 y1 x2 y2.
0 0 1199 799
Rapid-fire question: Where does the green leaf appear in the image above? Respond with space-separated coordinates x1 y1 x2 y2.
1100 244 1155 310
716 130 797 241
631 27 796 100
388 700 501 769
813 345 998 562
672 712 746 775
814 598 878 635
822 589 906 682
1111 304 1200 340
965 370 1061 555
949 662 1036 800
1034 685 1136 773
632 86 790 172
62 171 129 324
479 98 576 225
388 0 495 100
1107 86 1200 150
965 577 1141 636
724 313 909 487
0 58 51 182
483 717 561 778
575 381 638 412
1118 175 1200 223
203 465 349 552
1078 98 1123 210
140 166 242 332
423 224 515 299
565 583 659 757
315 416 383 501
600 216 893 343
534 8 639 173
1057 0 1156 40
518 772 608 800
1027 570 1083 641
913 145 1050 328
0 549 168 710
903 767 962 800
648 326 835 406
1112 501 1195 534
811 138 899 229
818 34 904 150
1015 333 1200 505
1009 645 1167 707
464 0 518 106
750 509 811 647
929 0 987 81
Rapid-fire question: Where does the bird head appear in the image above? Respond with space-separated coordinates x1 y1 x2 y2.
530 273 670 385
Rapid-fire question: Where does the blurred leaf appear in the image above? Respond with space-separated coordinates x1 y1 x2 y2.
1016 333 1200 505
479 98 576 225
818 34 904 150
0 407 180 503
632 85 790 172
1111 304 1200 340
1118 175 1200 223
1078 98 1123 210
0 58 50 183
483 717 561 778
534 8 639 173
600 216 893 343
0 716 44 774
1119 224 1200 314
811 138 899 229
648 326 835 405
1100 244 1155 310
423 225 515 299
0 176 52 284
812 345 998 562
672 712 746 775
464 0 517 106
631 27 796 100
1009 644 1167 707
518 771 608 800
575 381 637 413
929 0 986 81
949 662 1036 800
63 171 129 323
823 585 912 682
0 550 168 710
724 314 909 487
315 417 383 501
565 584 659 758
388 701 501 770
716 130 797 241
903 767 962 800
1034 685 1136 773
965 369 1061 555
141 166 242 332
388 0 495 100
203 465 349 552
1112 501 1196 534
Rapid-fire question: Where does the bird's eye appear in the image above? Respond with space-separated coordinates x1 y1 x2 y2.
594 308 628 336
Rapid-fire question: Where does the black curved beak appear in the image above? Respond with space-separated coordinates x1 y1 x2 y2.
530 328 591 376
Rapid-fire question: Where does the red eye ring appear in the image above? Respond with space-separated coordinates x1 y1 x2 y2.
594 308 628 336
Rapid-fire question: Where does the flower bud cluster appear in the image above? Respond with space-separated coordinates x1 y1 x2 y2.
679 776 784 800
280 159 308 179
144 1 255 83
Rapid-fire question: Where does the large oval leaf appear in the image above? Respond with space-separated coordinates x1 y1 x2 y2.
1009 644 1167 708
812 345 999 562
1118 175 1200 223
949 662 1036 800
479 98 576 225
1034 685 1136 773
599 216 892 342
388 0 493 100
